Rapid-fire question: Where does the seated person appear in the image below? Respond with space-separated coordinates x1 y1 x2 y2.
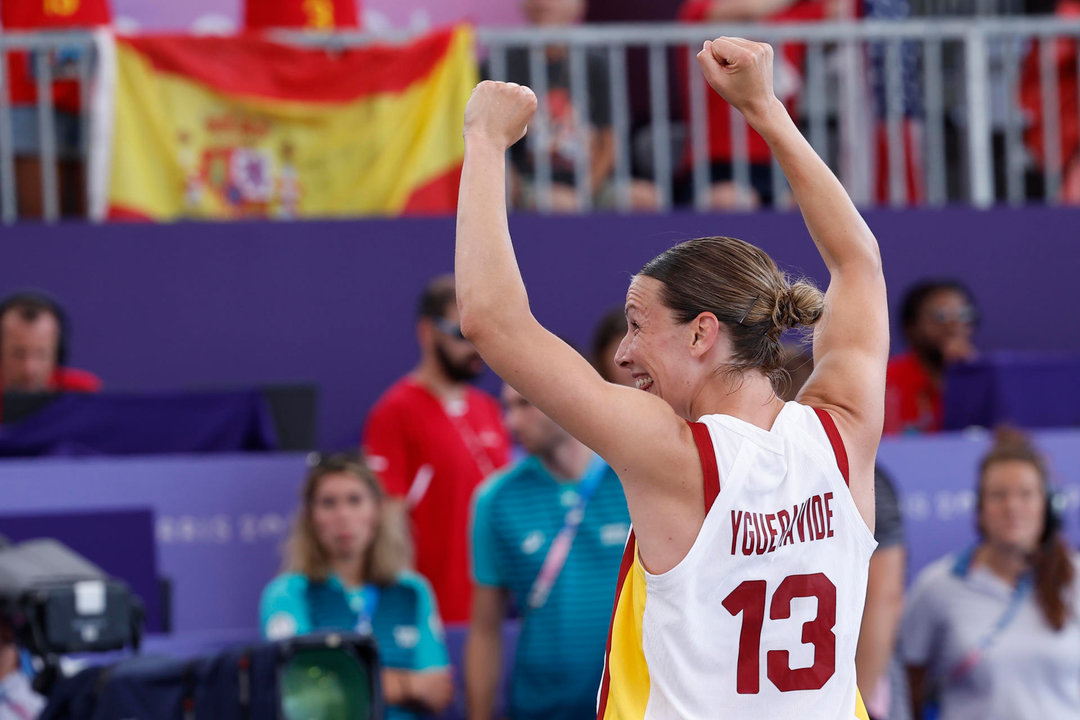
900 429 1080 720
884 279 978 435
0 291 101 394
260 454 453 720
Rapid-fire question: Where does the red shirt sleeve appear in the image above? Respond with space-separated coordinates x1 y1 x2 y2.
361 396 413 498
51 367 102 393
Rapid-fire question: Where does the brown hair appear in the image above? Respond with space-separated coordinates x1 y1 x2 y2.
417 274 457 320
976 428 1075 630
282 453 411 587
591 307 627 381
639 236 824 390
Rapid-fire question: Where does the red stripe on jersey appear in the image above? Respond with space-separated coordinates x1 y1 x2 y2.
812 408 850 486
596 530 638 719
689 421 721 512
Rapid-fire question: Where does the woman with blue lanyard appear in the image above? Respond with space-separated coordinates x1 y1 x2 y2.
900 429 1080 720
260 454 453 720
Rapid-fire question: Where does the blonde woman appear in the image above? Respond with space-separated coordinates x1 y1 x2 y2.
260 454 453 720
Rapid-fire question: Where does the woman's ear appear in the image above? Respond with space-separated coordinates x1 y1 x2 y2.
689 312 721 357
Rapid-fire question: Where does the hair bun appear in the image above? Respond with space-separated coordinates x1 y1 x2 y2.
772 281 824 334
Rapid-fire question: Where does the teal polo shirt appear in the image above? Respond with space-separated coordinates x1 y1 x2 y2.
471 455 630 720
260 570 449 720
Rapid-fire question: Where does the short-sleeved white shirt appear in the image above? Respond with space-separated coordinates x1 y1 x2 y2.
899 551 1080 720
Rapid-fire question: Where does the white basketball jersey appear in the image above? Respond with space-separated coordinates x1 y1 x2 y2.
596 402 876 720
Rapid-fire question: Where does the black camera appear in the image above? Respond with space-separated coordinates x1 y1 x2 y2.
0 539 143 668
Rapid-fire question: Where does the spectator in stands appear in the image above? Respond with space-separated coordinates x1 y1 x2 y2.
1 0 111 220
244 0 362 31
590 307 635 386
857 467 907 720
899 429 1080 720
0 615 43 720
486 0 657 211
1020 0 1080 204
884 279 978 435
260 454 453 720
465 383 629 720
362 275 511 624
0 291 100 393
676 0 829 209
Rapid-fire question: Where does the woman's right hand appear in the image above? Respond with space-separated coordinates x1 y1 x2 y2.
463 81 538 150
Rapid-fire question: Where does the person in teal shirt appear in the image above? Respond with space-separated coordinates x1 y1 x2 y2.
260 454 452 720
466 384 631 720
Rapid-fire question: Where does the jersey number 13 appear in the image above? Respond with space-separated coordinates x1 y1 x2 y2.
722 572 836 694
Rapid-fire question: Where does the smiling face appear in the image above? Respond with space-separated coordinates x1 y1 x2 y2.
615 275 702 416
978 459 1046 556
310 472 380 565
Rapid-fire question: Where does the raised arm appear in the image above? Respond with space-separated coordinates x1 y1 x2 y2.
697 39 888 514
455 83 702 568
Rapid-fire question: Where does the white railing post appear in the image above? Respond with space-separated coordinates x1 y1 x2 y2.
964 26 994 207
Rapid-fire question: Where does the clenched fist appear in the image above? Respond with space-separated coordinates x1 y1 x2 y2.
463 80 538 150
696 37 780 126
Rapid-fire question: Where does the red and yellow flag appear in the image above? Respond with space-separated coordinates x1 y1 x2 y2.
107 27 477 220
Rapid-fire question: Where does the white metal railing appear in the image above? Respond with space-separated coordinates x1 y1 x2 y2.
0 30 97 223
2 18 1080 222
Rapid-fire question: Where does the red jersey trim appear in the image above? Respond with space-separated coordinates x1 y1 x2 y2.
596 530 638 719
812 407 850 486
689 421 721 512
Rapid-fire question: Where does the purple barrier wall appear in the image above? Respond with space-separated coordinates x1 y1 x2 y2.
4 208 1078 448
0 431 1077 637
0 454 308 634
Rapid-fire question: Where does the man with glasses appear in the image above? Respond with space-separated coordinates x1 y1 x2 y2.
884 279 980 435
362 275 512 623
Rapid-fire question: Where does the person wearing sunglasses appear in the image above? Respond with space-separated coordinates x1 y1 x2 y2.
362 275 512 625
884 279 980 435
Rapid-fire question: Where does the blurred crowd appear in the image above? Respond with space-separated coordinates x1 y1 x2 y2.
2 1 1080 719
5 0 1080 219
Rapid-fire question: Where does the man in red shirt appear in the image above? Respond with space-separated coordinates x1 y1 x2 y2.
362 275 511 624
884 280 978 435
0 291 101 394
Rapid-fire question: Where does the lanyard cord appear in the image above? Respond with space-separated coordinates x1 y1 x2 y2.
945 549 1034 684
525 455 608 611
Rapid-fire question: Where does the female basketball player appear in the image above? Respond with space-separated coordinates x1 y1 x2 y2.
455 37 887 719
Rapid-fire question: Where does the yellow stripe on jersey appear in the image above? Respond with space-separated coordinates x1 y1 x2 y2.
601 546 651 719
855 688 870 720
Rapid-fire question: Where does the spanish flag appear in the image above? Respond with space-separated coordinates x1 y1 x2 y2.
106 27 476 220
